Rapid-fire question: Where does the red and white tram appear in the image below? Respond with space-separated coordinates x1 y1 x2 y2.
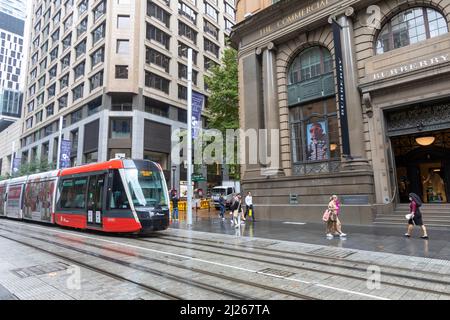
0 159 170 234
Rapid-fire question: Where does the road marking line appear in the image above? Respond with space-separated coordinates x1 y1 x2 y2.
0 220 389 300
283 222 307 225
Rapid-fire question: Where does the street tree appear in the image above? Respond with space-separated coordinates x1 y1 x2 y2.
204 47 240 180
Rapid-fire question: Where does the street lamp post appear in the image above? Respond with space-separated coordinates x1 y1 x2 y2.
172 165 177 192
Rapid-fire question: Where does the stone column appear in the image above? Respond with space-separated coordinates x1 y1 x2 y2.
239 52 263 179
259 43 283 176
332 8 370 169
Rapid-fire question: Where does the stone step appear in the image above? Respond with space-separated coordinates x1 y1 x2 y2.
374 221 450 228
375 218 450 224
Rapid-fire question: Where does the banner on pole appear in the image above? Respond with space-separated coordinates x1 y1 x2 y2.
332 19 351 157
192 91 204 139
12 157 21 174
60 139 72 169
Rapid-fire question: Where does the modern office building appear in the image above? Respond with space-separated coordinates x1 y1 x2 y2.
0 0 27 131
19 0 235 187
232 0 450 224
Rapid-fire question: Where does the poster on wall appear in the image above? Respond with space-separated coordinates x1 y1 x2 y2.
306 121 329 161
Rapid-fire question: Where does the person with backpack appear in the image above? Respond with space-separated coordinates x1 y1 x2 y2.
405 192 428 239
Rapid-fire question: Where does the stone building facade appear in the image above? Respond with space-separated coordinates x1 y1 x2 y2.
232 0 450 224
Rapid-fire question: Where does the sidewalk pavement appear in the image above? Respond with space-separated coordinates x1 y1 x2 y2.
0 284 16 300
170 209 450 260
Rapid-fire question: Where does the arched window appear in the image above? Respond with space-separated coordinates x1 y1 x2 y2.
287 46 334 106
288 46 340 175
376 7 448 54
288 47 333 85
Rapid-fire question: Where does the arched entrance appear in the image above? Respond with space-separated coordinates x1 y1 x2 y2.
385 100 450 204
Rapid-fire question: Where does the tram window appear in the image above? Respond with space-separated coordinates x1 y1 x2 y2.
108 171 130 209
60 178 87 209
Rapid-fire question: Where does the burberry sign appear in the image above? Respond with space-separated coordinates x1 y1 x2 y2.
370 54 449 81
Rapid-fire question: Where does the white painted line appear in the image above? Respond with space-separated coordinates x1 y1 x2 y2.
0 219 390 300
283 222 307 225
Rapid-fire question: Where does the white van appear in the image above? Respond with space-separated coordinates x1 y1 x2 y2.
211 186 235 209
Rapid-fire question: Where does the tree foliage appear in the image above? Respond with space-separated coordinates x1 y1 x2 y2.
204 47 239 132
0 159 55 179
204 47 240 180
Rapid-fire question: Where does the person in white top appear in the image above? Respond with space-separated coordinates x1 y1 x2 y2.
245 192 255 221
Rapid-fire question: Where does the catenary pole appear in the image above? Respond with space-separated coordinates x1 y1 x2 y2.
10 141 15 176
56 116 63 170
187 48 193 226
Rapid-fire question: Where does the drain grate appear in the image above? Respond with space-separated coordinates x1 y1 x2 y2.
258 268 296 278
11 261 70 279
307 247 356 259
241 240 279 248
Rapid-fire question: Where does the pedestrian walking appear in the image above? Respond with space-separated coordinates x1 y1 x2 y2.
230 194 244 227
219 193 225 221
245 192 255 222
405 193 429 239
325 195 346 238
229 194 239 226
171 191 179 221
334 196 346 237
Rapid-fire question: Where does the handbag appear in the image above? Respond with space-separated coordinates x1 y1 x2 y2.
405 213 413 220
322 209 330 222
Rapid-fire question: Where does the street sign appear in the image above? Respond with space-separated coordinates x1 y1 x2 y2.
192 174 206 182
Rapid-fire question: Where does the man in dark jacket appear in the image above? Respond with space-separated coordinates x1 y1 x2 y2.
219 193 225 221
171 191 179 221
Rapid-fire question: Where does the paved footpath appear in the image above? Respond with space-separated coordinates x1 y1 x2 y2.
172 209 450 260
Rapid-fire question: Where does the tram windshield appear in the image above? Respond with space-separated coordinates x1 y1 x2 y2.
124 168 169 208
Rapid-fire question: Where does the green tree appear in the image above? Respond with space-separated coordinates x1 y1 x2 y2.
204 47 240 180
204 47 239 132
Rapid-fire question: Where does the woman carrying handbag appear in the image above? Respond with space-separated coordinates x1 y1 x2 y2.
326 195 346 238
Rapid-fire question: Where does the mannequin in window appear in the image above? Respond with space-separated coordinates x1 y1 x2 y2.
307 122 328 161
422 169 447 203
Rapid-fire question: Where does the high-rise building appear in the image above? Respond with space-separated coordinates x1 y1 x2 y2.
0 0 27 19
19 0 235 186
0 0 27 131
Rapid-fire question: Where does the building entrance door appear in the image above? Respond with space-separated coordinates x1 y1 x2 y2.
391 130 450 204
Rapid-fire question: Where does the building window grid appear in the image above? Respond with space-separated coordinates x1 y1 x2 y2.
376 7 449 54
146 47 170 72
147 1 171 28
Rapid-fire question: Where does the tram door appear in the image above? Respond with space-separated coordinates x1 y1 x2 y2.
87 174 106 227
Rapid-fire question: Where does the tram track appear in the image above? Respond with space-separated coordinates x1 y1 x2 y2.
159 233 450 280
2 219 449 299
0 225 314 300
137 236 450 297
0 232 183 300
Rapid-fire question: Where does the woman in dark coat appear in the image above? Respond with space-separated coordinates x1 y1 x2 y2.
405 193 428 239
